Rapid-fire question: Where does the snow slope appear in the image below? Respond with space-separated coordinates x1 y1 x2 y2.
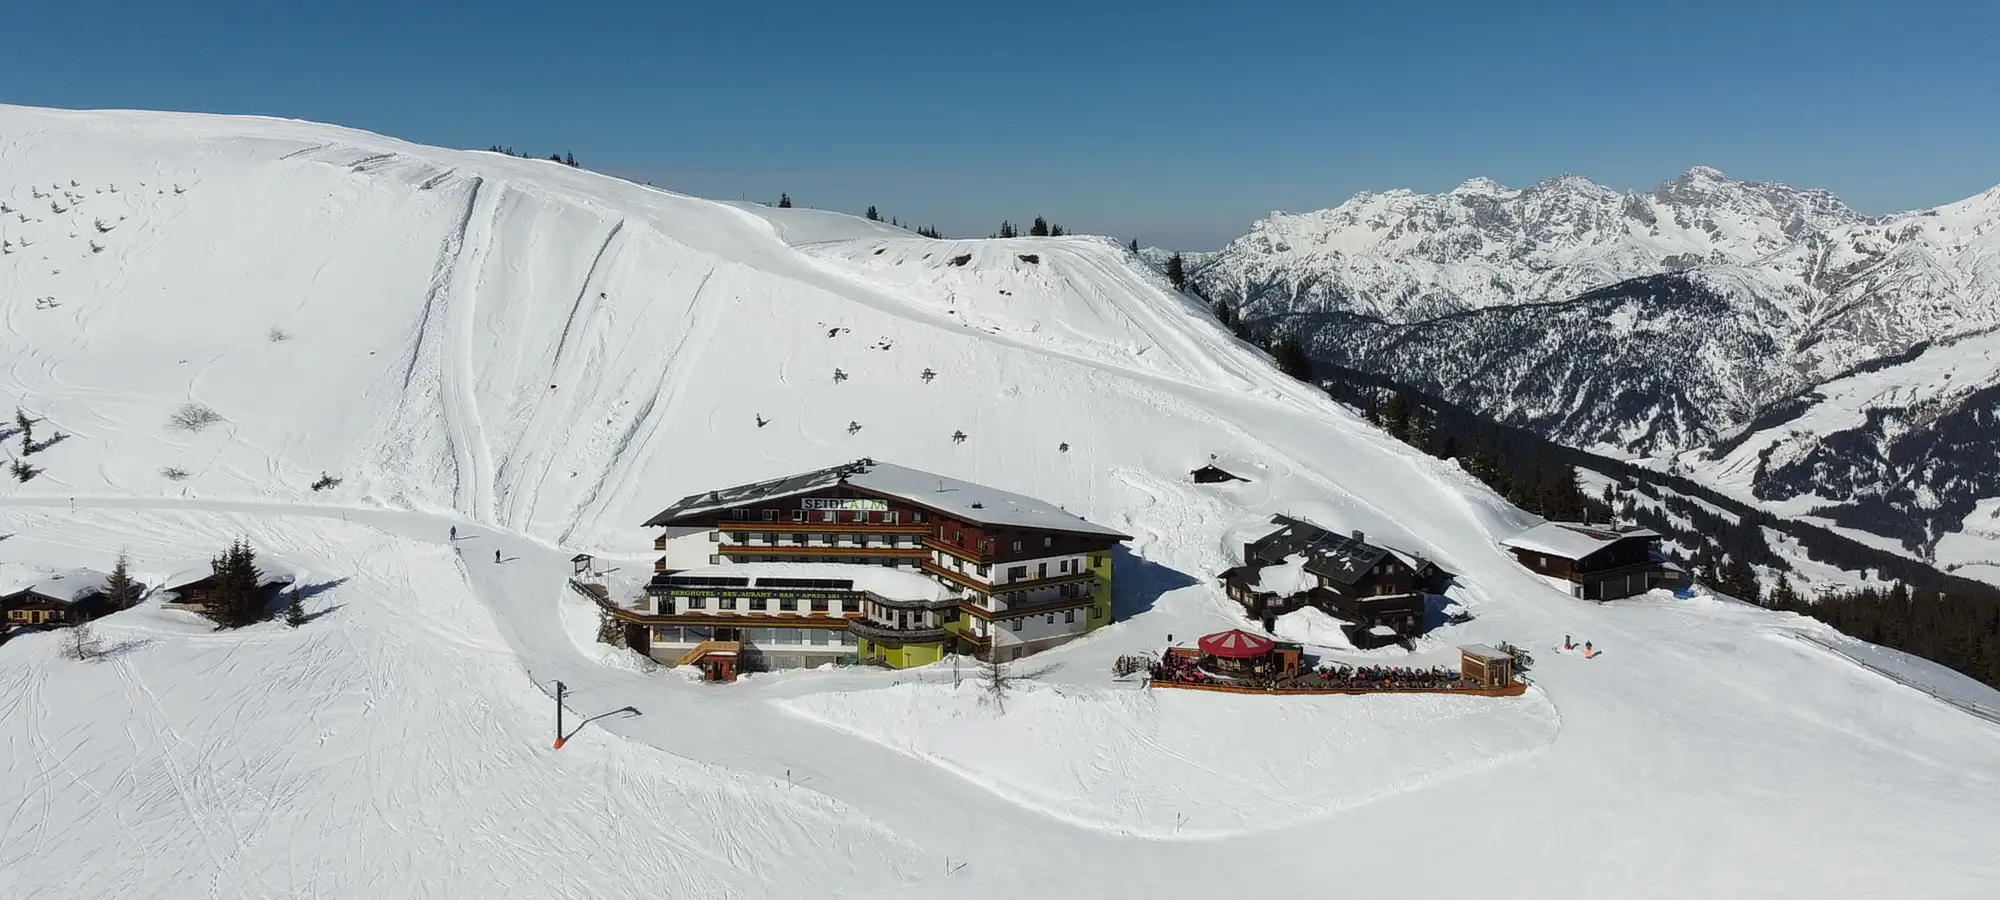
2 106 1998 898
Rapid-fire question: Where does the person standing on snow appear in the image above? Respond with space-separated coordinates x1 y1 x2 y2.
495 549 502 564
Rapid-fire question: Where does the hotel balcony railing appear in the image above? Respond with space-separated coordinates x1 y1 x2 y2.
846 618 949 644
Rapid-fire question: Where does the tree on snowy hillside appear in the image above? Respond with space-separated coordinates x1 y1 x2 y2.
68 620 103 661
1270 338 1313 381
1030 217 1049 236
1165 253 1187 290
106 552 144 611
865 206 880 221
206 540 267 629
15 408 34 457
996 220 1019 239
778 193 793 209
979 653 1015 714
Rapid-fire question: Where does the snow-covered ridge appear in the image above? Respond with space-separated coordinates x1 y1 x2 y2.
1199 166 1866 322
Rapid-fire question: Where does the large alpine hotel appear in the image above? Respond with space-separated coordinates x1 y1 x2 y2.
628 458 1130 675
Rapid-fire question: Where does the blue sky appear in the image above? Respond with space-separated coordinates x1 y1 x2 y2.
5 0 1996 248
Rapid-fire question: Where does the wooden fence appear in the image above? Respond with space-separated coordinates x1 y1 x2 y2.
1149 679 1528 698
1794 632 2000 726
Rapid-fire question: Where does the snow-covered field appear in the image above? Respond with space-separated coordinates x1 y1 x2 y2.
3 105 1999 898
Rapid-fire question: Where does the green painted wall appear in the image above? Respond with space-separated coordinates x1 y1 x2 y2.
1087 551 1116 631
857 636 946 669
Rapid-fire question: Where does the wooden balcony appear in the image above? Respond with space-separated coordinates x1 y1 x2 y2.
925 562 1099 598
716 521 932 536
720 543 928 559
847 618 948 644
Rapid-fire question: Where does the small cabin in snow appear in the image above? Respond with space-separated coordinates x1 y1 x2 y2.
1190 464 1246 484
1501 522 1681 601
159 568 297 613
1218 514 1452 647
1 567 115 627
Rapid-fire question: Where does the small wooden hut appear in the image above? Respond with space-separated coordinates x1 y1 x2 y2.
1459 644 1516 689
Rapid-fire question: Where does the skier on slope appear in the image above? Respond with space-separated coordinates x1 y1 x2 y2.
495 549 502 564
450 525 457 541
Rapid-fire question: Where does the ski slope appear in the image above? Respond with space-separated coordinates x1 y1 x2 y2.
3 105 1999 899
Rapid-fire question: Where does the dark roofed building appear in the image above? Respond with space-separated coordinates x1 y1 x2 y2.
1219 515 1453 648
1501 522 1682 601
1191 464 1245 484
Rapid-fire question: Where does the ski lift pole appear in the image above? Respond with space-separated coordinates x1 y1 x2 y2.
553 680 567 749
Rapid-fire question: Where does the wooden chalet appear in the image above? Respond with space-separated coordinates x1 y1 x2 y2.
1458 644 1517 690
1191 464 1246 484
159 568 297 613
1 567 115 627
639 458 1131 674
1219 514 1453 648
1501 522 1682 601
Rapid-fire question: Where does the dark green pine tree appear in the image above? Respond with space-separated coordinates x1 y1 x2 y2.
1548 464 1584 521
1767 576 1801 610
106 551 144 610
865 205 880 221
564 151 577 167
1383 391 1412 441
1721 555 1760 603
777 193 793 209
998 220 1018 239
284 592 307 628
208 539 266 628
1164 253 1187 290
1268 338 1312 381
1049 224 1065 236
1029 216 1050 237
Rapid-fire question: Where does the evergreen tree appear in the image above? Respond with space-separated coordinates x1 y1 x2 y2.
777 193 793 209
284 592 307 628
105 551 143 610
1165 253 1187 290
1030 216 1050 236
1049 224 1066 236
207 539 266 629
15 408 33 456
564 151 577 167
1721 555 1760 603
865 205 880 221
1269 338 1312 381
1768 576 1801 609
548 153 563 163
1383 391 1412 441
998 220 1018 239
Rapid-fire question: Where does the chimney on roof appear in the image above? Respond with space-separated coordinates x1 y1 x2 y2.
1352 529 1365 543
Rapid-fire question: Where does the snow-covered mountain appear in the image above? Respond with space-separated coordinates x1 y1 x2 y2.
1206 170 2000 561
3 106 1998 899
1198 167 1863 322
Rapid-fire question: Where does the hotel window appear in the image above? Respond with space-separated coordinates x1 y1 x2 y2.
1012 540 1023 552
790 532 806 545
792 510 807 522
1045 613 1055 625
1065 609 1076 625
779 597 797 612
954 530 964 544
687 597 707 610
821 510 837 523
810 598 828 613
761 509 777 521
708 554 721 565
1008 566 1027 581
977 563 990 577
1044 537 1053 548
730 509 747 520
1091 606 1102 619
885 511 899 524
1011 618 1022 632
729 532 747 544
762 532 777 545
851 510 868 523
